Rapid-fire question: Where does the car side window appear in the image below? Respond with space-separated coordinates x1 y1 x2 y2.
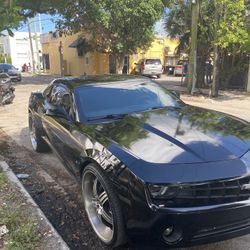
49 85 69 108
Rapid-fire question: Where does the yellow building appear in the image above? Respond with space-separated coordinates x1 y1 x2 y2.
41 32 179 76
41 32 109 75
133 37 180 68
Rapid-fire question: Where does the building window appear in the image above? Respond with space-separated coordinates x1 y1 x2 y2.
42 54 50 70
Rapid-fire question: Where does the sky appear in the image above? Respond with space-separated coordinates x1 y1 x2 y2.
15 14 59 33
155 19 167 36
15 14 166 35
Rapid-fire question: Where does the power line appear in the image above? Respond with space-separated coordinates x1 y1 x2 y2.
16 17 59 31
17 21 55 32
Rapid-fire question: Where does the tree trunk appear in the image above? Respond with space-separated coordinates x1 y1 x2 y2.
196 55 206 88
211 44 220 97
247 59 250 92
116 54 125 74
211 0 220 97
188 0 200 94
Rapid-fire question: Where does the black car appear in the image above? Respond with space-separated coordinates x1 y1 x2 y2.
0 63 22 81
28 75 250 248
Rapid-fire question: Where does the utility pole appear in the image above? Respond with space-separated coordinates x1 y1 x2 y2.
187 0 200 94
38 14 43 34
59 41 64 76
3 43 7 63
247 58 250 93
27 17 35 74
33 16 41 74
38 13 45 72
211 3 220 98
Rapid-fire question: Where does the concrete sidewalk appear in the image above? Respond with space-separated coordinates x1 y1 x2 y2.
0 160 70 250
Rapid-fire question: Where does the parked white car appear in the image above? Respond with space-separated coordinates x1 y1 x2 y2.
174 60 188 76
134 58 163 78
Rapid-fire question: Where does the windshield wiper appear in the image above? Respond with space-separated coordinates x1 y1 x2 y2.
87 113 127 121
142 106 181 112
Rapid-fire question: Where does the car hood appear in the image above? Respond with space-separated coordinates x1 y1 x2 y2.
91 105 250 164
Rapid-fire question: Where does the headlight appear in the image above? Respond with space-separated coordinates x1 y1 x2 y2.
148 184 179 198
148 184 193 199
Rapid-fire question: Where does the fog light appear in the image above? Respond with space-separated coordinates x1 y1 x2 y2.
162 227 183 245
163 226 174 237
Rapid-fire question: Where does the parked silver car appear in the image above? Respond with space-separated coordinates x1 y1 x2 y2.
0 64 21 81
135 58 163 78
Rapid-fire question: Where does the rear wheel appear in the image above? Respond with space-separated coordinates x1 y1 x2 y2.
82 164 126 247
28 113 50 152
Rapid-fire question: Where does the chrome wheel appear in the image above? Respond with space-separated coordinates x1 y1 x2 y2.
29 117 37 150
82 169 114 243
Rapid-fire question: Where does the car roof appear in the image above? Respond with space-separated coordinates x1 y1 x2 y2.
0 63 12 66
143 58 161 60
53 74 150 90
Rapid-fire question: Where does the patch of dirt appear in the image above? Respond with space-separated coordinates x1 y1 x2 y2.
0 131 118 250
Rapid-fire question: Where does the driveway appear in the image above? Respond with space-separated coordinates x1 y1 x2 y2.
0 75 250 249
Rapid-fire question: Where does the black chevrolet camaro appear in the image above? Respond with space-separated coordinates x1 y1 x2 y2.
28 75 250 248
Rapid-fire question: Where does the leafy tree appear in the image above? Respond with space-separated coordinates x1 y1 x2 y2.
164 0 250 95
56 0 164 73
211 0 249 96
0 53 12 63
165 0 212 88
16 0 67 16
0 1 23 35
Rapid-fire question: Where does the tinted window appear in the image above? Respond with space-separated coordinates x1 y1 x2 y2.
145 59 161 65
74 80 183 121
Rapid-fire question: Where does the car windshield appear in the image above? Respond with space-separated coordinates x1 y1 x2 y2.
145 59 161 65
74 80 183 121
0 64 12 70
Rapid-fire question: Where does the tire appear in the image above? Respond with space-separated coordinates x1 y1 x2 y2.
82 163 126 248
28 112 50 153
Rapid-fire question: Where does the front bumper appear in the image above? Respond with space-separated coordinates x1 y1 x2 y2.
9 74 21 81
127 197 250 247
142 69 163 76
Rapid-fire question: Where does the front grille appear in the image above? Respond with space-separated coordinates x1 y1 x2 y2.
153 175 250 208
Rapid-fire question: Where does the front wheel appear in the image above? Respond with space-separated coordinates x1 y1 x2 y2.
28 113 50 152
82 164 126 247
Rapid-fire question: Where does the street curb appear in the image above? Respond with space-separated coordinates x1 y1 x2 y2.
0 161 70 250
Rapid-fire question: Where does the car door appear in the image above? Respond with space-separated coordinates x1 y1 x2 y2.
41 84 80 175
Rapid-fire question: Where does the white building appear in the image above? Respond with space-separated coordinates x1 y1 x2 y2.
0 32 41 70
